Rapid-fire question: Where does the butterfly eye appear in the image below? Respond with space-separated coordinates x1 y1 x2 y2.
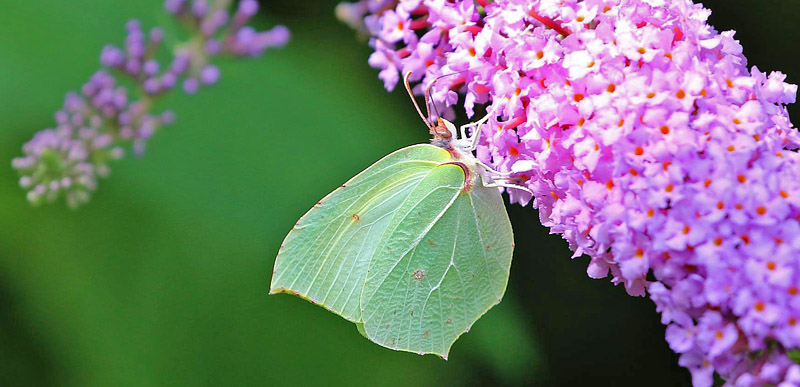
434 118 452 139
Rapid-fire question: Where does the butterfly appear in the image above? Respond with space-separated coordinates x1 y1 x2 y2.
270 72 528 359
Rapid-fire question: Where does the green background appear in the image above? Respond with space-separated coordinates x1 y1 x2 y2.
0 0 796 385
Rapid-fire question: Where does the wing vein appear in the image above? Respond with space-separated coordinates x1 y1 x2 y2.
467 192 496 296
285 167 429 292
364 184 461 303
279 160 435 287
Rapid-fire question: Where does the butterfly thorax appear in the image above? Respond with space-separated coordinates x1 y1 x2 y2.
430 117 482 193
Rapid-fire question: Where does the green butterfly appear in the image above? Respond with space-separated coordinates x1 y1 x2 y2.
270 73 528 359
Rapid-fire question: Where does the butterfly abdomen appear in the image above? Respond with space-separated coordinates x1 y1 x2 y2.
440 161 473 193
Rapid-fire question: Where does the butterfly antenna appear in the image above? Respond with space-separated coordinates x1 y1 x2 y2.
424 78 440 123
423 71 468 120
404 72 432 129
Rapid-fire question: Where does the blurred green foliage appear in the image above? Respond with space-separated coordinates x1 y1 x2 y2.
0 0 797 386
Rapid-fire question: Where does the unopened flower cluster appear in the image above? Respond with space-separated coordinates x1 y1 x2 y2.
13 0 289 208
338 0 800 385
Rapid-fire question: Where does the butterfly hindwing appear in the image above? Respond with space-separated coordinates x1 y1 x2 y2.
360 172 513 358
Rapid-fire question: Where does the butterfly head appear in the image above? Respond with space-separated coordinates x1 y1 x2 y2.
432 117 471 151
431 117 454 139
404 72 464 147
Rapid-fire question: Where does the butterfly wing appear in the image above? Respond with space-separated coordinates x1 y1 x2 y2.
360 172 513 358
270 144 457 321
271 143 514 358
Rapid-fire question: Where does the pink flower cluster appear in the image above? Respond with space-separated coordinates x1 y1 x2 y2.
13 0 288 208
338 0 800 385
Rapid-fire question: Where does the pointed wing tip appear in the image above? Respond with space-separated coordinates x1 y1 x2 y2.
368 338 453 360
409 349 450 360
429 348 451 361
412 348 451 361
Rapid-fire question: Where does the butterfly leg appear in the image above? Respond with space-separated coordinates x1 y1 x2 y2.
480 173 533 194
459 105 497 151
476 159 513 176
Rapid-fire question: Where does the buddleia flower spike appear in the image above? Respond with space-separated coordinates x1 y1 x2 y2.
13 0 289 208
340 0 800 384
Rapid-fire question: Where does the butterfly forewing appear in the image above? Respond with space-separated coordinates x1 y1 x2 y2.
270 144 454 321
360 175 513 357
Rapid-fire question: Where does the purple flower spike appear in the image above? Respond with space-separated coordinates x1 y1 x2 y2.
125 19 140 32
341 0 800 385
144 78 161 94
201 10 229 37
164 0 184 14
262 25 290 48
182 77 199 94
238 0 259 17
200 65 220 85
191 0 207 18
232 0 259 29
228 25 290 57
143 59 160 76
13 0 289 208
161 72 177 89
100 45 124 67
149 27 164 44
170 51 191 74
205 39 221 55
160 110 176 125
